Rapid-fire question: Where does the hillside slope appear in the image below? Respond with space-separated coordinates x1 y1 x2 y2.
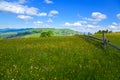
0 28 81 38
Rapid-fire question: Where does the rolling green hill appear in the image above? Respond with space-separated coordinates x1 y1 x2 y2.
0 28 82 39
0 32 17 38
22 28 81 38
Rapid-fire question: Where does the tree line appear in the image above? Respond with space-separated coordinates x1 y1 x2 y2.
95 30 112 34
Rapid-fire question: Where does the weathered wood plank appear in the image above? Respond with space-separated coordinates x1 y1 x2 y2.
108 42 120 50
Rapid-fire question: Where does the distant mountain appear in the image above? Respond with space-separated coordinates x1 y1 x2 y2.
0 28 32 33
0 28 82 39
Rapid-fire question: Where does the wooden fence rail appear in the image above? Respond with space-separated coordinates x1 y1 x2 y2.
85 33 120 51
108 42 120 50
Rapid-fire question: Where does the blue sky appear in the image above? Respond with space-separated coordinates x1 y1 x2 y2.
0 0 120 32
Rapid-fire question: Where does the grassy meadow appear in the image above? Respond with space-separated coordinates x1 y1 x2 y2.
94 33 120 46
0 35 120 80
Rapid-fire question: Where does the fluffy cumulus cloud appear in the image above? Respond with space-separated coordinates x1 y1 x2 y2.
33 21 43 25
63 12 120 33
64 20 120 33
64 22 82 27
64 22 72 27
92 12 106 20
0 1 47 16
64 21 88 27
108 22 120 31
86 24 95 29
38 12 47 16
64 21 120 33
48 10 59 17
44 0 53 4
85 12 107 24
17 15 33 20
109 25 117 30
112 22 118 25
117 13 120 19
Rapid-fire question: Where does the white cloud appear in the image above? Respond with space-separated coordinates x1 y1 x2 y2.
17 15 33 20
44 0 53 4
85 12 107 24
48 10 59 17
87 25 94 29
117 13 120 19
73 22 82 27
64 21 115 33
64 21 88 27
37 12 47 16
64 22 82 27
112 22 118 25
19 0 26 4
64 20 120 33
109 25 117 29
64 22 71 27
47 18 53 23
33 21 43 25
108 22 120 31
92 12 106 20
0 1 46 16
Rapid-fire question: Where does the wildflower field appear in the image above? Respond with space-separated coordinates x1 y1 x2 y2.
0 35 120 80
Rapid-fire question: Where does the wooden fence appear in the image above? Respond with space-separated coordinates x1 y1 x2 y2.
85 33 120 50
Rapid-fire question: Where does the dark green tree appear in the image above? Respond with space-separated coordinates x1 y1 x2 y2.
40 31 54 37
109 30 112 33
41 32 48 37
47 31 54 37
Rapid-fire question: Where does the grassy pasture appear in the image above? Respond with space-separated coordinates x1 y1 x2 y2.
94 33 120 46
0 36 120 80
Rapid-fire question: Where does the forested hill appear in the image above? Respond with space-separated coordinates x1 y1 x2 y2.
0 28 82 39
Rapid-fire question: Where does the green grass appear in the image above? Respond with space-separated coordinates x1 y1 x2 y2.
23 33 41 38
106 33 120 46
94 33 120 46
0 36 120 80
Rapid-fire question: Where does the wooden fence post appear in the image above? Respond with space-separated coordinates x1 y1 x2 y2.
103 32 107 49
88 32 90 41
